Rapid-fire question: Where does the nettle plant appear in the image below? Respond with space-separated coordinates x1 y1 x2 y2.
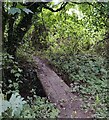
0 92 26 118
0 92 59 118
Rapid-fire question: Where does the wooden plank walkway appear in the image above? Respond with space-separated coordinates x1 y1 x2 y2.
33 56 91 118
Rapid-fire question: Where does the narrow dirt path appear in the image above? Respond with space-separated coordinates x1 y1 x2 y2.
33 56 92 118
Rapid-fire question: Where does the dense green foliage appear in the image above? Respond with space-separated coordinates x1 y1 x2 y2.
43 3 106 54
1 93 59 118
2 1 109 118
2 53 59 118
48 54 108 117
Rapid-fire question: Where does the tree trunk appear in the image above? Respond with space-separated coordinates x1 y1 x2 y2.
5 3 43 56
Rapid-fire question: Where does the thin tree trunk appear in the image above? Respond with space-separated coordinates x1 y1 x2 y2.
5 3 42 56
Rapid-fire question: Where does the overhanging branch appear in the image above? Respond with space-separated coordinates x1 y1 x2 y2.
42 2 68 12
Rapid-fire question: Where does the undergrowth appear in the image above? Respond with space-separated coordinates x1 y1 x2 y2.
1 92 59 118
48 53 109 118
2 53 59 118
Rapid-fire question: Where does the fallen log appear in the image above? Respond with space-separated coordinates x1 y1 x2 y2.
33 56 92 118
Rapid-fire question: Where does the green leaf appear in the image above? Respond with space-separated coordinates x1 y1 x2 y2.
18 68 22 73
9 93 26 116
16 3 25 9
8 7 21 15
15 73 21 77
2 100 11 112
100 68 107 73
22 8 33 14
11 69 16 74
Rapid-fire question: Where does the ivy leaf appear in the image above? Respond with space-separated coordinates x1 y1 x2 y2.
18 68 22 73
22 8 33 14
15 73 21 78
11 69 16 74
8 7 21 15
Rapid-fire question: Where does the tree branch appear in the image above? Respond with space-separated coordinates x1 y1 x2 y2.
42 2 68 12
69 2 93 6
